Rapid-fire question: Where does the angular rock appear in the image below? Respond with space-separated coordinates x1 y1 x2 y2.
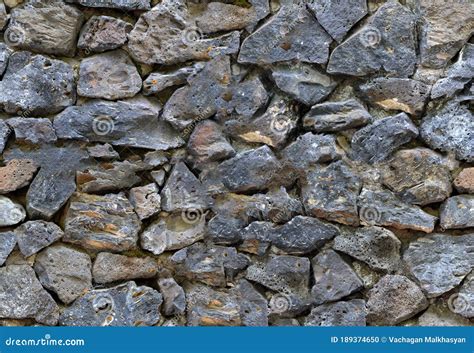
207 214 244 245
303 99 371 132
311 249 363 305
93 252 158 284
333 226 401 272
78 50 142 100
454 168 474 194
366 275 428 326
7 0 83 57
0 159 38 194
0 265 59 325
304 299 366 326
308 0 367 43
0 51 75 116
87 144 119 160
0 1 7 30
143 64 204 96
128 183 161 220
403 234 474 298
0 121 10 154
67 0 150 10
239 221 274 256
59 281 162 326
0 43 10 75
7 117 57 144
327 2 416 77
271 63 338 106
238 5 332 65
151 170 166 187
0 231 16 265
34 244 92 304
0 196 25 226
351 113 418 163
440 195 474 230
453 272 473 319
143 151 168 168
63 192 141 252
157 277 186 316
53 97 184 151
15 220 63 257
78 16 133 53
302 161 362 226
358 188 437 233
358 78 430 116
231 279 268 326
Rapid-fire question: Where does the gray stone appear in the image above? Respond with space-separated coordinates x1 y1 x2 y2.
238 5 332 65
87 144 119 160
7 117 57 144
327 2 417 77
143 151 168 168
53 97 185 151
0 43 10 75
358 188 437 233
303 99 372 132
308 0 367 43
231 279 268 326
78 50 142 100
418 302 472 326
0 51 75 116
403 233 474 298
0 265 59 325
311 249 363 305
67 0 150 10
0 196 25 226
351 113 418 163
271 63 338 106
15 221 63 257
453 272 473 319
7 0 83 57
0 231 16 265
157 277 186 316
34 244 92 304
63 192 141 252
92 252 158 284
420 101 474 162
366 275 428 326
304 300 367 326
0 121 10 154
78 16 133 53
239 221 274 256
302 161 362 226
128 183 161 220
0 1 7 30
358 78 430 116
207 214 244 245
143 63 203 95
59 281 162 326
0 159 38 194
454 168 474 194
333 226 401 272
151 170 166 187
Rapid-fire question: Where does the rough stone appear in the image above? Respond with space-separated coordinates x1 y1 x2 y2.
454 168 474 194
0 159 38 194
0 43 10 75
453 272 473 319
157 277 186 316
0 196 26 226
78 16 133 53
0 1 7 30
0 231 16 265
7 117 57 144
239 221 273 256
15 220 63 257
207 214 244 246
87 144 119 160
439 195 474 230
143 151 168 168
418 302 472 326
305 299 367 326
67 0 150 10
0 121 10 154
143 63 203 95
128 183 161 220
231 279 268 326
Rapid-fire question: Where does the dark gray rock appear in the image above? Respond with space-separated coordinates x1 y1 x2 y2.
78 16 133 53
207 214 244 245
143 151 168 168
304 299 367 326
53 97 184 151
231 279 268 326
15 221 63 257
327 2 416 77
333 226 401 272
351 113 418 163
239 221 274 256
7 117 57 144
453 272 473 319
248 187 303 224
302 161 362 226
0 196 26 226
303 99 371 132
0 265 59 325
366 275 428 326
63 192 141 252
128 183 161 220
0 121 10 154
87 144 119 160
0 231 16 265
0 51 75 116
59 281 162 326
0 159 38 194
403 233 474 298
311 249 363 305
143 63 203 95
157 277 186 316
67 0 150 10
7 0 83 57
0 44 10 75
34 244 92 304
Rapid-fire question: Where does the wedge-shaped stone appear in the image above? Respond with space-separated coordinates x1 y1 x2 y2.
15 221 63 257
0 196 26 226
440 195 474 230
158 277 186 316
0 159 38 194
0 231 16 266
304 300 366 326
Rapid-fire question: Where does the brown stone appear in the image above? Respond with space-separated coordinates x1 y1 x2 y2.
0 159 38 194
454 168 474 194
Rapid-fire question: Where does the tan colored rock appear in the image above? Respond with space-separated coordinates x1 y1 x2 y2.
0 159 38 194
454 168 474 194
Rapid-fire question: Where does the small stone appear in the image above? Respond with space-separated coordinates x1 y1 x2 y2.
143 63 203 95
15 221 63 257
271 63 338 106
87 144 119 160
0 159 38 194
7 0 83 57
231 279 268 326
78 50 142 100
239 221 274 256
454 272 473 319
0 43 10 75
454 168 474 194
311 249 363 305
301 161 362 226
0 52 75 116
7 117 57 144
0 231 16 265
351 113 418 163
207 214 244 245
0 265 59 325
34 244 92 304
0 196 26 226
66 0 150 10
78 16 133 53
404 233 474 298
157 277 186 316
303 99 371 132
128 183 161 220
366 275 428 326
358 78 430 116
59 281 162 326
0 1 7 30
333 226 401 272
248 187 303 224
304 300 367 326
440 195 474 230
63 192 141 252
0 121 10 154
143 151 168 168
151 170 166 187
92 252 158 284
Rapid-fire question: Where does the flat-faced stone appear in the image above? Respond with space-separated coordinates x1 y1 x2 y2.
239 221 274 256
231 279 268 326
453 272 473 319
59 281 162 326
143 63 204 95
87 144 119 160
0 43 10 75
67 0 150 10
34 244 92 304
304 299 366 326
63 192 141 252
15 220 63 257
0 120 10 154
440 195 474 230
454 168 474 194
0 231 16 265
158 277 186 316
7 117 57 144
207 214 244 245
78 16 133 53
0 159 38 194
128 183 161 220
0 196 26 226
